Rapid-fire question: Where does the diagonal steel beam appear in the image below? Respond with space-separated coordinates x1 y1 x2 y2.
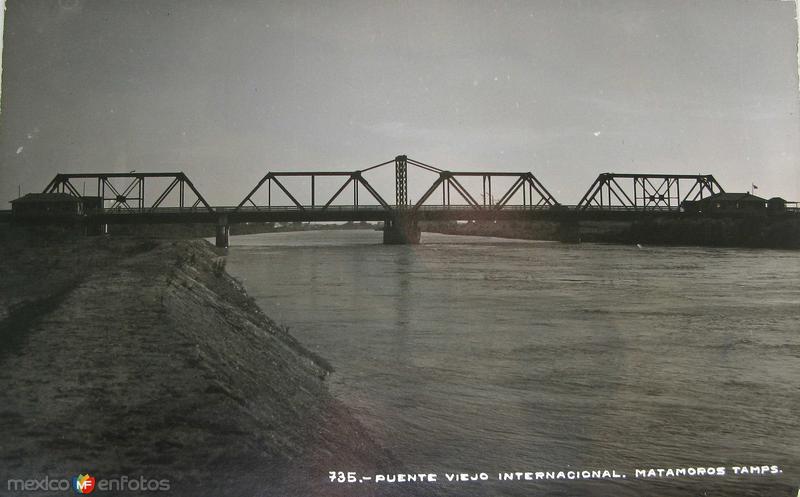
609 177 636 208
322 177 354 210
270 175 305 210
357 175 391 210
577 175 605 209
180 173 213 211
525 174 559 206
236 174 271 211
447 176 481 207
150 178 180 211
360 159 396 173
493 176 525 209
413 175 447 212
406 158 444 173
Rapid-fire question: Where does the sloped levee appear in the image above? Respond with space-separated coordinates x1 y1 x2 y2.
0 233 435 497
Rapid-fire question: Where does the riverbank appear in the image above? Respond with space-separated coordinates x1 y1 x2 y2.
423 215 800 248
0 230 433 496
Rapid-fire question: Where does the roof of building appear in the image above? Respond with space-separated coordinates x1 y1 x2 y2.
696 192 766 203
10 192 81 204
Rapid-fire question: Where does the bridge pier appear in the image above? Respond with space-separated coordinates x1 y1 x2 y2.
216 215 230 248
383 217 420 244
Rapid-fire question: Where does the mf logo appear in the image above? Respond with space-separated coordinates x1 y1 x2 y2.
72 474 95 494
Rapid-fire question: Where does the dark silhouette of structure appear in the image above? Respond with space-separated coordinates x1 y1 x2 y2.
577 173 724 210
5 155 796 247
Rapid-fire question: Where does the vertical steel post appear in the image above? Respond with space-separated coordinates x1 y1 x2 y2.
523 178 527 207
395 155 408 210
600 184 604 208
668 179 672 210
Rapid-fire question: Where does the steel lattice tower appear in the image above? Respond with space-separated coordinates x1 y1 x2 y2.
395 155 408 209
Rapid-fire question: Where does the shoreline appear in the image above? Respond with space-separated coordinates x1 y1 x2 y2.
0 232 435 496
422 215 800 249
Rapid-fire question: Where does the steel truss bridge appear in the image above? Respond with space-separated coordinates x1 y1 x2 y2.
18 155 733 245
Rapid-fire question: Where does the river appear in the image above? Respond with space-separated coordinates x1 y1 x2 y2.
225 230 800 496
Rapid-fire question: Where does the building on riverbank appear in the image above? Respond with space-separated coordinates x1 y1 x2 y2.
10 193 103 219
10 192 84 217
681 192 767 214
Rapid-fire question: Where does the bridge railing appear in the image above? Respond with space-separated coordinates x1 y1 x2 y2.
577 205 683 211
85 204 570 215
411 204 561 211
85 206 215 215
76 204 800 216
219 205 390 213
223 204 565 213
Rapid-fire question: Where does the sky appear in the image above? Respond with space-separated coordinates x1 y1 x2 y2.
1 0 798 206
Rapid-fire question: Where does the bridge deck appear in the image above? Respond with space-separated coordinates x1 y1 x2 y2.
5 205 796 227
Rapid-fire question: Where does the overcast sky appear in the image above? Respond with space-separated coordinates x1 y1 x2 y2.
1 0 798 206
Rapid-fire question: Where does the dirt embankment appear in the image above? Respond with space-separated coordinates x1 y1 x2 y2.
0 232 430 496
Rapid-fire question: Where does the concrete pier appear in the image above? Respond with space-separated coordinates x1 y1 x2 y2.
216 216 230 248
383 217 421 244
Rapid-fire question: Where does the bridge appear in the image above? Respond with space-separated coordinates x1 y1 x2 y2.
8 155 743 246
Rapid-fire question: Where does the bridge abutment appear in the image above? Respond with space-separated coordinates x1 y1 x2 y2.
383 217 420 244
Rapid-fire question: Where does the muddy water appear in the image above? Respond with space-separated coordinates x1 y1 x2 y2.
226 230 800 496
